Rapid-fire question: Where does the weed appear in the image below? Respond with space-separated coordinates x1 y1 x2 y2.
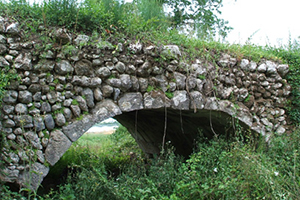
71 99 79 105
198 74 206 80
146 85 155 92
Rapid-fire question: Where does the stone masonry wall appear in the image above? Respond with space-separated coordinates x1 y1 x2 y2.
0 16 291 190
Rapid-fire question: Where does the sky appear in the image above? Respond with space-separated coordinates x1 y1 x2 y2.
24 0 300 46
221 0 300 46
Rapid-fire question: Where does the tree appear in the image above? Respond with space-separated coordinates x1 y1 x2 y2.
138 0 232 39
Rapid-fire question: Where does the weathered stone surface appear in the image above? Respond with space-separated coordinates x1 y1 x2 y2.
33 116 45 132
2 104 14 114
120 74 132 91
41 102 51 113
45 130 72 166
55 60 73 75
174 72 186 90
55 113 66 126
44 114 55 130
14 53 32 70
0 56 9 66
6 23 19 35
34 60 55 71
90 77 102 87
115 61 126 73
139 78 148 92
0 43 7 54
118 92 143 112
17 162 49 191
96 67 111 78
144 92 170 109
54 28 71 44
0 168 19 183
94 88 103 101
14 115 33 128
102 85 114 97
171 91 190 110
18 91 32 103
3 90 18 104
161 45 181 59
24 131 42 149
63 108 72 121
277 64 289 77
106 78 121 88
257 63 267 72
137 61 152 77
129 41 143 53
218 53 237 67
74 34 89 46
3 119 15 128
74 59 93 76
75 96 88 111
63 115 97 142
81 88 95 108
70 105 81 118
15 103 28 114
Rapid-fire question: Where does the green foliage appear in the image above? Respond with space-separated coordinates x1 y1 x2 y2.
71 99 79 105
0 67 19 104
2 125 300 199
165 91 174 99
198 74 206 80
262 39 300 124
146 85 155 92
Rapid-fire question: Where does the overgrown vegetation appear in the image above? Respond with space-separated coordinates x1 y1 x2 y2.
2 125 300 199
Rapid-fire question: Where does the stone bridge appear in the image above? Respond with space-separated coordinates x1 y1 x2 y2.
0 17 291 190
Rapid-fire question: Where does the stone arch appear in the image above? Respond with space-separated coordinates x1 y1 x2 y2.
0 21 291 189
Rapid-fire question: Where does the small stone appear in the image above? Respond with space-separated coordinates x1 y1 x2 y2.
70 105 81 118
6 23 19 35
7 133 16 140
44 114 55 130
161 45 181 59
3 119 15 128
257 63 267 72
74 34 89 46
24 131 42 149
14 53 32 70
81 88 94 108
15 103 28 114
94 88 103 101
34 116 45 132
276 126 285 135
18 91 32 103
55 113 66 126
2 105 14 114
115 61 126 73
41 102 52 113
102 85 114 97
96 67 111 78
55 60 74 75
2 90 18 104
63 108 72 121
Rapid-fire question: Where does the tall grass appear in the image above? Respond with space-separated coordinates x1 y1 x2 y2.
3 125 298 199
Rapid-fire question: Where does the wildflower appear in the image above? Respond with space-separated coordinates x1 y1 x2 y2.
214 168 218 173
274 171 279 176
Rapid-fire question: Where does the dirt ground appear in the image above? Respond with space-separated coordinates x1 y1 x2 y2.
84 129 115 135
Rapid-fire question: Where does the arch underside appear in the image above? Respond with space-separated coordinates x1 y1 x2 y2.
114 108 251 157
